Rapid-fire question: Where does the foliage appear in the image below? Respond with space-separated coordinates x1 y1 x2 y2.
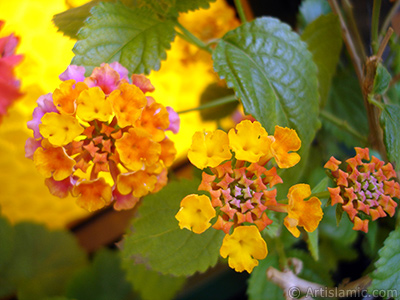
2 0 400 299
120 179 225 277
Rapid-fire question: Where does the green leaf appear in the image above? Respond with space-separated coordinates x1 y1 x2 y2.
247 254 285 300
0 216 16 298
213 17 319 158
0 216 14 272
373 63 392 95
5 222 87 300
123 262 185 300
380 104 400 170
324 67 368 146
72 2 176 75
301 13 342 107
319 205 357 247
121 179 225 276
175 0 216 13
369 226 400 300
67 249 133 300
298 0 332 28
53 0 104 38
199 83 238 121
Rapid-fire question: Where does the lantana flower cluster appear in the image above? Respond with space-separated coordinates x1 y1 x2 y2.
0 20 23 122
26 62 179 212
175 120 323 273
325 147 399 233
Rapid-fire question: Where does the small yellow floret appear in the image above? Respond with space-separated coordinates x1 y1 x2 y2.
220 225 267 273
284 184 323 238
39 112 84 146
188 130 231 169
228 120 271 163
109 83 147 128
175 194 216 234
270 126 301 168
76 87 113 122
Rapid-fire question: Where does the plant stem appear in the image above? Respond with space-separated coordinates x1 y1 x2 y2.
177 95 238 114
234 0 247 23
379 0 400 44
329 0 364 85
309 190 331 200
368 94 385 110
343 0 367 60
371 0 382 53
376 27 394 60
175 22 213 54
319 110 368 143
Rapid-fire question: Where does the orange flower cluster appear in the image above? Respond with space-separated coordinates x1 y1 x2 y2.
0 20 23 122
176 120 323 273
325 147 399 232
26 63 179 212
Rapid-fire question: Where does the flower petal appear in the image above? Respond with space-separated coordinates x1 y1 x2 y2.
284 184 323 237
188 130 231 169
72 178 112 212
109 82 147 128
175 194 216 234
33 146 75 181
39 112 84 146
271 126 301 168
228 120 271 163
219 225 267 273
76 86 113 122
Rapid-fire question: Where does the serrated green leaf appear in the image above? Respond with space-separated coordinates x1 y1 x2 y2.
121 179 225 277
173 0 216 13
301 13 342 107
374 64 392 95
72 2 176 75
123 262 185 300
53 0 104 38
67 249 133 300
369 226 400 300
380 104 400 170
247 254 285 300
5 222 87 300
213 17 319 161
298 0 332 28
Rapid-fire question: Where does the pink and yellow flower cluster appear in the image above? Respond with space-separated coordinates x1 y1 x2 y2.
0 20 23 122
26 62 179 212
325 147 399 233
175 120 323 273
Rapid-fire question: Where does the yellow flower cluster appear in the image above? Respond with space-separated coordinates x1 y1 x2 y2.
176 120 323 273
27 63 179 212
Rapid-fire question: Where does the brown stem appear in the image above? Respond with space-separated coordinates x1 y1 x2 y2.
330 0 389 159
328 0 364 84
267 263 372 300
343 0 367 60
